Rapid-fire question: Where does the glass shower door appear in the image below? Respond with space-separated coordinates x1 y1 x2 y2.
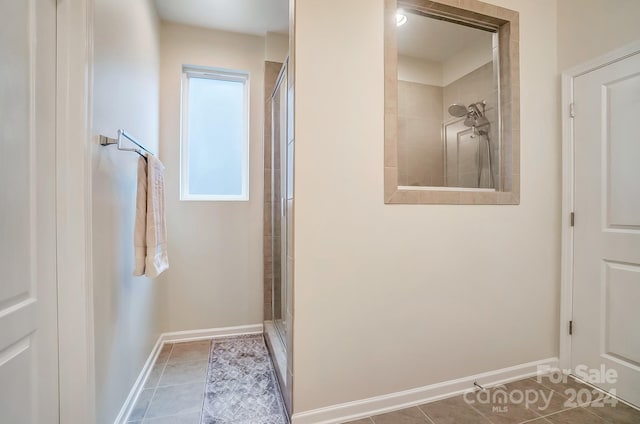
271 63 288 347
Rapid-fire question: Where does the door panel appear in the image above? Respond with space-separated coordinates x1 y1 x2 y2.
604 262 640 366
606 74 640 228
0 0 59 422
572 51 640 407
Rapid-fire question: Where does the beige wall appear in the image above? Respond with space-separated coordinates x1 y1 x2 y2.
91 0 162 423
266 32 289 63
398 39 492 88
293 0 559 413
397 55 443 86
442 36 494 86
158 22 265 331
557 0 640 71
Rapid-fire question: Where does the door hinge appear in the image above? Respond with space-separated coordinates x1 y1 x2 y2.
569 320 573 335
570 212 575 227
569 102 575 118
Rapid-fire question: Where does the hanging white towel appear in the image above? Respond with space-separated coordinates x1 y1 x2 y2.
133 157 148 276
144 154 169 277
133 154 169 278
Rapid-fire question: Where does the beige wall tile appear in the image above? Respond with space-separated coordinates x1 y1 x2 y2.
420 189 461 204
384 166 399 201
459 0 498 16
459 190 498 204
389 189 422 203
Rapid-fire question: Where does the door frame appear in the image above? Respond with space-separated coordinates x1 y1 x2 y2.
559 39 640 372
56 0 96 422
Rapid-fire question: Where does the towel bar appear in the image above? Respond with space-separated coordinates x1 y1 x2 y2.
100 129 154 158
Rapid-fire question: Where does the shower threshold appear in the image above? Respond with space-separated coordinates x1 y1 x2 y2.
264 320 288 401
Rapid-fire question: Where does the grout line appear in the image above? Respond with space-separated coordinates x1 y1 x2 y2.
415 404 436 424
535 380 568 396
533 407 582 422
141 343 173 421
198 339 212 422
154 375 208 389
519 412 554 423
520 418 552 424
471 378 554 424
523 378 578 415
138 410 202 422
535 405 578 420
577 404 615 422
530 401 547 420
467 402 495 423
141 382 206 421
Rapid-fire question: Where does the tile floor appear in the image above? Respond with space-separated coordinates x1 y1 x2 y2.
127 340 209 423
346 373 640 424
128 341 640 424
127 336 288 423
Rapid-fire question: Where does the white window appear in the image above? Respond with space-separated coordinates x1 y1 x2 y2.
181 67 250 201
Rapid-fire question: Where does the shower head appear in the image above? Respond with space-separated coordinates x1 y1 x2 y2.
468 103 482 116
448 104 468 118
464 116 476 127
460 102 488 127
464 115 489 128
475 116 489 126
450 101 489 128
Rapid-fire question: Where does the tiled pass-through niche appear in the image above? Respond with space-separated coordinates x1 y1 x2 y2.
385 0 520 204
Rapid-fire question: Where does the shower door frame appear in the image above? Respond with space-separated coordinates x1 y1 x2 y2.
271 59 289 349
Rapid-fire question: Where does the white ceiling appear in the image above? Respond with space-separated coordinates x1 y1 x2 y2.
397 12 493 62
154 0 289 36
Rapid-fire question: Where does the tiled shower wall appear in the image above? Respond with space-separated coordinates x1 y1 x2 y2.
397 80 443 186
264 61 283 320
443 61 499 187
397 61 496 187
442 62 495 118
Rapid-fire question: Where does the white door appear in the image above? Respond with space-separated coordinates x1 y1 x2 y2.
572 50 640 407
0 0 59 422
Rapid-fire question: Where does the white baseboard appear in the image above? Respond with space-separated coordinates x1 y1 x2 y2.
114 324 264 424
112 337 164 424
161 323 264 343
291 357 559 424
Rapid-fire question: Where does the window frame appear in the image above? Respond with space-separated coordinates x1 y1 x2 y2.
180 66 250 201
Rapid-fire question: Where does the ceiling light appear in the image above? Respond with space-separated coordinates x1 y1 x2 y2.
396 12 407 26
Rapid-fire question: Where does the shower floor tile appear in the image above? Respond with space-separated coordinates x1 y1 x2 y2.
127 336 288 424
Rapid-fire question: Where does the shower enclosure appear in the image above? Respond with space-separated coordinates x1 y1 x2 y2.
270 61 288 346
444 101 498 189
264 58 291 412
